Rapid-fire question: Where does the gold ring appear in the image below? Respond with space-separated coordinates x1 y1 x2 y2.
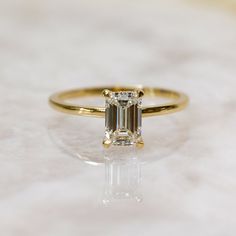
49 86 189 148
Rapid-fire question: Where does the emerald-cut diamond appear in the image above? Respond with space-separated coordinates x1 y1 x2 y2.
103 90 144 148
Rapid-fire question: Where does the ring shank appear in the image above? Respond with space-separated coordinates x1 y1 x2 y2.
49 87 189 118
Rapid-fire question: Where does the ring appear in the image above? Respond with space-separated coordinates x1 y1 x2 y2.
49 86 189 148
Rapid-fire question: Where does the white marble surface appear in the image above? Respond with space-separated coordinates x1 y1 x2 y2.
0 0 236 235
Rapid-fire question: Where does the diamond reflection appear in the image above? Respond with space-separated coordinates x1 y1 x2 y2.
103 147 142 204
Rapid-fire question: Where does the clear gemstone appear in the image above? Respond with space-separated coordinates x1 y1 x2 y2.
104 91 142 146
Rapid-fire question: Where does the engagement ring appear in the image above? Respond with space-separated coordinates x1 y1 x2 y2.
49 86 189 148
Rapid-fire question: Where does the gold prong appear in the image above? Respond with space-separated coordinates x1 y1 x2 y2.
136 89 144 98
136 139 144 148
102 89 111 98
103 139 112 148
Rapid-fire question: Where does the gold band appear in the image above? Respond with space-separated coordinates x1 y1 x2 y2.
49 86 189 118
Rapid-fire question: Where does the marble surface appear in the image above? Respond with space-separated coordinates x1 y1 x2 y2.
0 0 236 235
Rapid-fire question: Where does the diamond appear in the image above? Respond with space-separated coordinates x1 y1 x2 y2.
103 90 144 148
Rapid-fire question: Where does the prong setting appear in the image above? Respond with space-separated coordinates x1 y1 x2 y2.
102 89 112 98
136 89 144 98
136 138 144 148
103 90 144 148
103 139 112 148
